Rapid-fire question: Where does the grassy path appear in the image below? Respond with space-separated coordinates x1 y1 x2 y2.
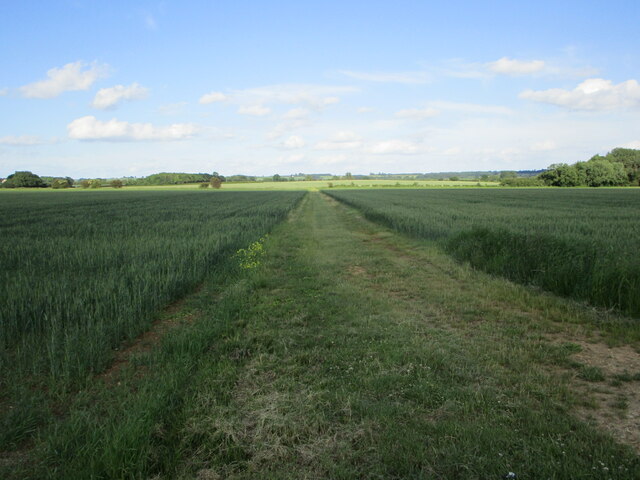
172 192 638 478
9 191 639 479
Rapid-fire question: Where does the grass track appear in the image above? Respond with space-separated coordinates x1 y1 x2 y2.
5 192 639 478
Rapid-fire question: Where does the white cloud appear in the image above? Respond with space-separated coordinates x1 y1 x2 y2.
283 107 310 119
530 140 557 151
238 104 271 116
487 57 545 75
0 135 50 146
157 102 188 115
395 107 439 119
622 140 640 149
229 84 355 109
429 101 512 115
313 154 348 166
67 116 197 141
314 131 362 150
91 83 148 109
20 61 107 98
366 139 427 155
280 135 305 149
443 147 461 155
340 70 430 84
267 118 310 140
0 88 7 96
357 106 375 113
199 91 227 104
520 78 640 110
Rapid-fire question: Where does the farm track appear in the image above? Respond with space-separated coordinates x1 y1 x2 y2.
172 191 639 478
6 191 639 479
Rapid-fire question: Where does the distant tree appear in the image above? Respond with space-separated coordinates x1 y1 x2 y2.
583 159 627 187
606 148 640 185
89 179 102 188
501 177 545 187
499 171 517 180
539 163 585 186
211 171 226 182
51 178 72 189
304 175 313 181
110 179 123 188
272 174 282 182
2 171 46 188
344 172 353 180
210 176 222 189
199 182 209 188
480 175 490 182
449 176 460 182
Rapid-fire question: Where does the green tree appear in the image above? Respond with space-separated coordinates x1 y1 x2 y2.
110 179 124 188
583 159 627 187
272 174 282 182
2 171 46 188
449 176 460 182
539 164 585 186
210 177 222 189
607 148 640 185
199 182 209 188
499 171 517 180
344 172 353 180
51 178 72 189
79 179 91 188
89 179 102 188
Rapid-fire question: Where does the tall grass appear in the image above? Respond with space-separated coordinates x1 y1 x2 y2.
0 190 302 395
325 188 640 317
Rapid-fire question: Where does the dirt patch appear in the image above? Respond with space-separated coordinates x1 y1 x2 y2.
346 265 368 277
98 285 203 384
572 341 640 375
550 336 640 454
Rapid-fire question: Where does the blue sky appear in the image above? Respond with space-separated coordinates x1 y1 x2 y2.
1 0 639 177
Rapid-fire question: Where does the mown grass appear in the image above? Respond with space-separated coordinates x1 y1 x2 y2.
324 188 640 319
5 192 639 479
0 190 303 451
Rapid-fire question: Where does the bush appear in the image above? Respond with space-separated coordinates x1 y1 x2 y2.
2 171 46 188
199 183 209 189
500 177 545 187
110 180 123 188
51 179 72 189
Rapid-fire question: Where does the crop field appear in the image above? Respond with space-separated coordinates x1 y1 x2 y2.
1 188 640 479
0 190 303 449
325 188 640 318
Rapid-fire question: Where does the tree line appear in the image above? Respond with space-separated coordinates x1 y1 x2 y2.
501 148 640 187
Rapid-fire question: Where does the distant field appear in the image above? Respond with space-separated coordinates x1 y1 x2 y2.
0 178 499 192
325 188 640 317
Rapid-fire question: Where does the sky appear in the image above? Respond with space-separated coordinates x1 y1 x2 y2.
1 0 640 178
